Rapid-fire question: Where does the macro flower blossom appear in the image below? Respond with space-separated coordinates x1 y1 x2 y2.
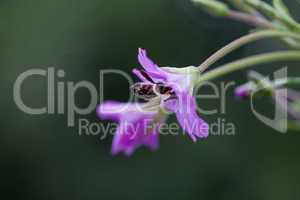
97 48 208 155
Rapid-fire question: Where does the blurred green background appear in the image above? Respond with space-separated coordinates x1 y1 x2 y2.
1 0 300 199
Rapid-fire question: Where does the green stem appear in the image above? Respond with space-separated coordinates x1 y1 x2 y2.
245 0 300 32
197 51 300 83
199 30 300 72
273 77 300 88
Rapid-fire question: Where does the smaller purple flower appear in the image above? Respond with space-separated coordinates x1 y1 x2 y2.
235 82 255 99
97 48 209 155
235 71 273 99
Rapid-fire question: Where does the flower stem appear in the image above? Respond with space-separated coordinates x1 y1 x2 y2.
273 77 300 88
227 10 273 28
197 51 300 83
199 30 300 72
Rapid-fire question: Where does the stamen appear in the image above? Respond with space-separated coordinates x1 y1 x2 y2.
132 82 177 101
131 82 157 100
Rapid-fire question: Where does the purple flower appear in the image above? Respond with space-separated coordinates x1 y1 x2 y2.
97 48 209 155
235 71 271 99
235 82 254 99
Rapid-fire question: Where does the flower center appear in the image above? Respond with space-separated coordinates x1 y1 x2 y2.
131 82 176 101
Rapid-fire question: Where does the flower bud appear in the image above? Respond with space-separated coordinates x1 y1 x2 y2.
192 0 230 17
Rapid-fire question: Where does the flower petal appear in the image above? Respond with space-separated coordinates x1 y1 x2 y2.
143 119 164 150
111 124 124 155
138 48 160 72
110 109 158 156
143 133 159 150
132 68 150 82
133 68 167 83
111 121 145 156
235 82 255 99
137 48 168 82
174 92 209 141
97 101 131 121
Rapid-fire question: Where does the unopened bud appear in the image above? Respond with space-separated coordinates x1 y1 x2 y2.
192 0 230 17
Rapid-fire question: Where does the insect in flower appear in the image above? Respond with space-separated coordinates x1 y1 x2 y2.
131 69 177 101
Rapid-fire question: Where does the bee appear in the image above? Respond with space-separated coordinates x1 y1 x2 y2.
131 69 176 101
